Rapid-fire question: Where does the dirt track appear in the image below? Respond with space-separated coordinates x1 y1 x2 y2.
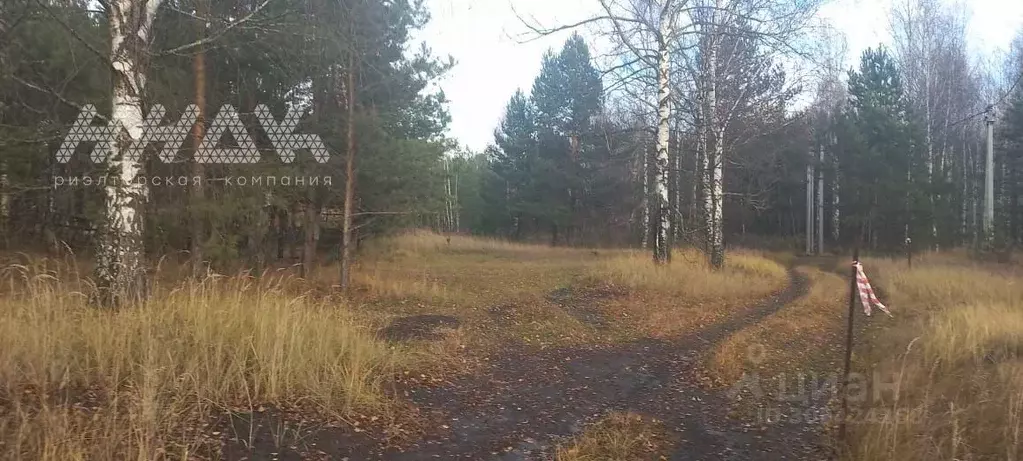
333 265 827 460
213 260 838 461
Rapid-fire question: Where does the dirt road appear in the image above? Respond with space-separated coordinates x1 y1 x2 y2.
337 265 828 460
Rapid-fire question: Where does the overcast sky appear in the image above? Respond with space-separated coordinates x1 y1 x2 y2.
414 0 1023 152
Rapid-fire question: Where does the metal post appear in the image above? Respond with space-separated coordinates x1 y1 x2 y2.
0 159 8 247
839 246 860 445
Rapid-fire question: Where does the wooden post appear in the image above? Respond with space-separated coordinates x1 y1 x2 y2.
839 246 860 445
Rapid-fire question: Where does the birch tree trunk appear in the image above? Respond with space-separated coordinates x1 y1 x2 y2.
95 0 163 307
653 13 672 264
704 0 724 268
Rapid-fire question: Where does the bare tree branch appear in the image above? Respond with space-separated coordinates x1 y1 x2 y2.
155 0 273 57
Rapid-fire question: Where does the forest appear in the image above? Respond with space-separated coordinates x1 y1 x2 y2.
2 0 1022 301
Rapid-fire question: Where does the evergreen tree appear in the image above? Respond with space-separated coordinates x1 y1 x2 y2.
840 46 925 249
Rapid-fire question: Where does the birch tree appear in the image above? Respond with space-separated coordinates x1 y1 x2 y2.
687 0 820 267
891 0 975 248
92 0 166 306
523 0 680 263
95 0 276 304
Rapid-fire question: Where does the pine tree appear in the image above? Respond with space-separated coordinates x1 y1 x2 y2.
842 46 924 249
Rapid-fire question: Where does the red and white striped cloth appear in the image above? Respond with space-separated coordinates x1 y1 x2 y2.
854 262 891 317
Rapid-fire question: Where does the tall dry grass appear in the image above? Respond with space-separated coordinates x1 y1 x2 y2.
846 256 1023 461
593 248 786 300
708 266 846 386
592 248 788 337
362 229 584 260
0 258 399 460
350 231 790 346
554 412 670 461
348 231 625 351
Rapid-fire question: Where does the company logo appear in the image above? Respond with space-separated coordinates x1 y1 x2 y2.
57 104 330 164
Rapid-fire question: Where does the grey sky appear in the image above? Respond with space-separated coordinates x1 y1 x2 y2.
415 0 1023 152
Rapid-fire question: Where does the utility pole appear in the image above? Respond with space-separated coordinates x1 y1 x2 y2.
806 159 814 255
453 164 460 232
444 158 454 232
984 105 996 247
0 159 8 249
831 133 840 243
817 144 825 255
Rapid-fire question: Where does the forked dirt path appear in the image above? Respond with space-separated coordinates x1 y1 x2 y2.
340 265 821 460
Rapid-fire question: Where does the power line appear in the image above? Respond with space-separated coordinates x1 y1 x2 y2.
950 65 1023 127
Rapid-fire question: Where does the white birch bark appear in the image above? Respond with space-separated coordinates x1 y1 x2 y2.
96 0 162 306
653 9 672 263
704 0 724 268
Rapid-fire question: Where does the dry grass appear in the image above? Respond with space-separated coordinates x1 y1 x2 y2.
594 248 786 299
363 229 583 259
343 231 614 353
351 230 596 305
0 259 400 460
0 231 796 459
593 248 788 338
708 266 846 387
346 232 789 347
553 412 671 461
845 255 1023 461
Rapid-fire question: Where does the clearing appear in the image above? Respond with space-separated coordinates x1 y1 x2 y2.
3 233 1018 460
